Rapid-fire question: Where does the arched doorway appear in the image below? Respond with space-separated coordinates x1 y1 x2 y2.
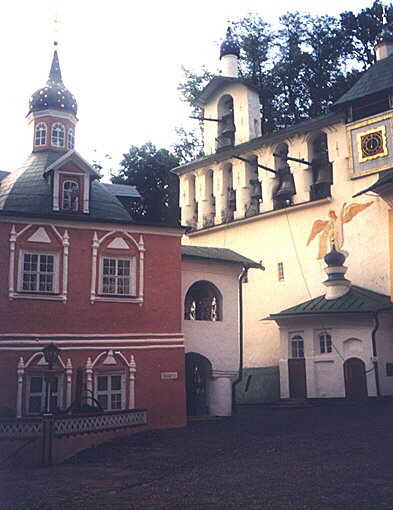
185 353 212 416
343 358 368 400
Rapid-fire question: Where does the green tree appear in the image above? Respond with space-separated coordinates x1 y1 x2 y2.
112 143 180 226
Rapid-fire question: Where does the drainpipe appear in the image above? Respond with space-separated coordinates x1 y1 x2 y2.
372 311 381 397
232 261 265 414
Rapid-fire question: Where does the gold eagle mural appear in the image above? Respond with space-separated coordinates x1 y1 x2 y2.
307 202 373 259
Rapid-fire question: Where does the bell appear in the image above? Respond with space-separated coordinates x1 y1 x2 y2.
313 158 333 186
274 164 296 199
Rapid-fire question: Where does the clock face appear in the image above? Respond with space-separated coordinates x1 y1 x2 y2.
357 125 388 163
361 131 384 158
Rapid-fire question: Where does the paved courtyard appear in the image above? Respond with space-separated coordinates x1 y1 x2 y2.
1 401 393 510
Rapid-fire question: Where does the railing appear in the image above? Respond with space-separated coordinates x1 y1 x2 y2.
0 417 43 439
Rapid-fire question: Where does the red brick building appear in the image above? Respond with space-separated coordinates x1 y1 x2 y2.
0 48 186 433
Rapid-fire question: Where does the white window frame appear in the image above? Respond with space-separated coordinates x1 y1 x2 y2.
67 128 75 149
26 373 63 415
35 122 47 146
51 123 65 147
17 250 60 294
99 256 136 297
290 334 304 359
62 179 80 211
94 372 126 412
319 332 332 354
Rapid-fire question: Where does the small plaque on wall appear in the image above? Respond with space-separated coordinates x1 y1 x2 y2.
161 372 178 380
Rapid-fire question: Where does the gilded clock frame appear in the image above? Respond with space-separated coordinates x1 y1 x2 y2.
356 124 388 163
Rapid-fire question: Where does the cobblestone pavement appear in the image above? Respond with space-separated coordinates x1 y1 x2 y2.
1 401 393 510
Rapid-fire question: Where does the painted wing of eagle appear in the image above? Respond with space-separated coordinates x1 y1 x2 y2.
342 201 373 224
306 220 330 259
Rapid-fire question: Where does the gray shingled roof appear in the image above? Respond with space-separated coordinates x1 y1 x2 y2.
353 168 393 197
103 182 140 198
0 151 134 223
266 286 393 320
0 171 9 182
334 54 393 106
181 245 261 268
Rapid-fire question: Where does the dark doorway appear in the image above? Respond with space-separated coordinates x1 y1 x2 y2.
288 358 307 399
344 357 368 400
185 353 211 416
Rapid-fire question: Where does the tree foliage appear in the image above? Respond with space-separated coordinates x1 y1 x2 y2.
112 143 180 226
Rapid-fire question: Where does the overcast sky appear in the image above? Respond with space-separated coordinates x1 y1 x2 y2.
0 0 376 179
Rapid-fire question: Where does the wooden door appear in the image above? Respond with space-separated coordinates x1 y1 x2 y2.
185 353 210 416
288 358 307 399
344 358 367 400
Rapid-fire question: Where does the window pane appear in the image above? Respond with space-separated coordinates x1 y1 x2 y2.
320 337 325 353
111 393 122 410
291 342 297 358
111 375 121 391
299 341 304 358
29 396 42 414
30 376 43 393
97 376 108 391
97 394 108 410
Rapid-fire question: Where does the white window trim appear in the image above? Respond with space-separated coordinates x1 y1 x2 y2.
35 122 47 146
9 224 69 303
26 372 64 416
67 128 75 150
94 371 126 411
90 232 145 304
53 170 90 214
51 122 65 148
98 255 137 297
317 330 333 355
289 333 304 359
17 249 60 295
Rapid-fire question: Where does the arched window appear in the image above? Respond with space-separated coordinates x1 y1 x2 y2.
35 123 47 146
290 334 304 358
309 132 332 200
217 94 235 149
67 128 75 149
52 123 65 147
62 180 79 211
184 281 222 321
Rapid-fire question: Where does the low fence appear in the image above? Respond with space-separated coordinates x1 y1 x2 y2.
0 409 148 466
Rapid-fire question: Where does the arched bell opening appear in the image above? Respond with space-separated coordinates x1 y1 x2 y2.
185 353 212 416
217 94 235 150
272 143 296 210
184 280 222 321
308 132 332 201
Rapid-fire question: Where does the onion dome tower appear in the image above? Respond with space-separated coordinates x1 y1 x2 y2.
375 6 393 61
27 43 78 153
323 245 351 300
220 27 240 78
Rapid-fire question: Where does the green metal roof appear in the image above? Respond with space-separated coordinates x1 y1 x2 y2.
0 151 135 223
334 54 393 106
103 183 140 199
181 245 261 268
266 285 393 320
353 168 393 197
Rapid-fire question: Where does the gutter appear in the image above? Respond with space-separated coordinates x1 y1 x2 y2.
372 311 381 397
232 262 265 413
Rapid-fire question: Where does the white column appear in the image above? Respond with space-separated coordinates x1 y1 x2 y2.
233 159 251 220
129 355 136 409
180 174 197 228
9 225 16 299
196 169 214 229
138 235 145 302
65 358 72 409
16 357 25 418
85 357 93 405
62 230 69 303
214 166 228 224
90 232 99 304
260 170 276 212
208 376 233 416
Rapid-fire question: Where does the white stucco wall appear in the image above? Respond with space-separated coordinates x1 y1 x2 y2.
375 312 393 395
277 316 380 399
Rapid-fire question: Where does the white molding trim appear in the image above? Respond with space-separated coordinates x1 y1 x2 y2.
16 357 24 418
1 345 184 351
53 171 60 210
29 109 77 122
0 332 183 339
9 224 70 302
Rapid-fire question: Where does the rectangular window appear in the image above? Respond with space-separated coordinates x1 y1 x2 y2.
27 374 61 415
278 262 284 281
386 363 393 377
319 333 332 354
19 252 58 294
101 257 134 296
96 374 124 411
